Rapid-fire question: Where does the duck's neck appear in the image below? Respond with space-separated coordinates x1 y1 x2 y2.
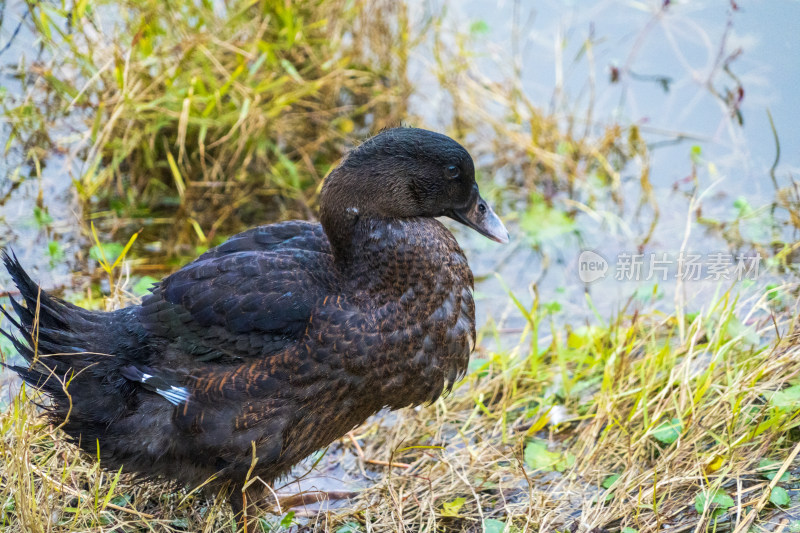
328 217 464 297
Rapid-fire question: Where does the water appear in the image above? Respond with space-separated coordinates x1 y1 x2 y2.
415 0 800 336
0 0 86 290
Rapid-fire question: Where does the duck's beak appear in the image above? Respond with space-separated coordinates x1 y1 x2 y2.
450 194 510 244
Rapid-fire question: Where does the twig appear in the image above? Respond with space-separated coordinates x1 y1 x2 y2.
347 432 411 469
767 108 781 190
367 458 411 469
0 10 29 58
274 490 358 510
731 440 800 533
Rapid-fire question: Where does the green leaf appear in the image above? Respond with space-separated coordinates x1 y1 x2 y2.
101 467 123 513
132 276 159 296
768 384 800 411
524 440 559 471
723 314 760 345
733 195 753 216
440 497 466 517
632 283 664 303
109 230 141 270
556 141 573 156
621 528 639 533
694 489 734 518
47 241 64 267
98 511 113 525
568 325 605 349
335 522 362 533
523 440 572 472
43 73 78 98
166 150 185 198
789 520 800 533
483 519 506 533
519 194 574 245
467 357 490 377
90 242 125 265
109 494 131 507
599 473 620 502
770 486 790 507
601 474 620 489
469 20 490 35
765 283 782 302
758 458 791 482
280 511 295 527
33 206 53 227
543 300 562 314
652 418 682 444
560 452 576 470
169 517 190 528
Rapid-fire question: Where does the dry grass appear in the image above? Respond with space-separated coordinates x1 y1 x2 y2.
3 280 800 532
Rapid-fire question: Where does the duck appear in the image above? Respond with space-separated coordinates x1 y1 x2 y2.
0 127 508 523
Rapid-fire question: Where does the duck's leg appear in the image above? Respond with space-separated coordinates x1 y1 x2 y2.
231 481 271 532
229 483 248 533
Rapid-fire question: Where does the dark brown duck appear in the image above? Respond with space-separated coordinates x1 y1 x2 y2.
0 127 508 518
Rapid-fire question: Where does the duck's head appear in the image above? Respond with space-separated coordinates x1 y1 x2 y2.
320 127 509 251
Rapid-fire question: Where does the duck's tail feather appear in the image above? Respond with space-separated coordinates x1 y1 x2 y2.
0 250 128 423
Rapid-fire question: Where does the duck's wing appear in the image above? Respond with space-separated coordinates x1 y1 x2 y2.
197 220 329 258
135 221 334 363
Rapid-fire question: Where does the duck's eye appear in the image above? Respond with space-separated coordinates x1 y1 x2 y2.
446 165 460 179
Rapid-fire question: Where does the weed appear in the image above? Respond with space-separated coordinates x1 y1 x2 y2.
5 0 416 253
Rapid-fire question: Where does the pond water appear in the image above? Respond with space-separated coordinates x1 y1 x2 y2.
0 0 88 293
1 0 799 513
424 0 800 337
